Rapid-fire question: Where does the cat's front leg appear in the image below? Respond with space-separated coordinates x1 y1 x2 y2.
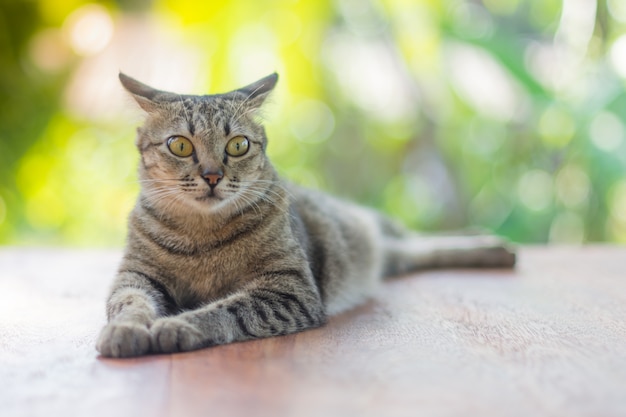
151 277 326 354
97 270 172 358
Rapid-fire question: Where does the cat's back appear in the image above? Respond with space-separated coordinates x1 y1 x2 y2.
287 183 402 240
288 183 370 234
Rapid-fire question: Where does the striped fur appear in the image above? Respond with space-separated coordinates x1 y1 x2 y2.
97 73 516 358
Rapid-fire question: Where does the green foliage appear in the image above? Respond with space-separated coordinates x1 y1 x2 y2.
1 0 626 246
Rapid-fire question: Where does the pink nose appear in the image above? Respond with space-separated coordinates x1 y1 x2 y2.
202 169 223 187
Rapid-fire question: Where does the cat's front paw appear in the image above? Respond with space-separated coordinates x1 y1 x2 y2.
151 317 204 354
96 321 152 358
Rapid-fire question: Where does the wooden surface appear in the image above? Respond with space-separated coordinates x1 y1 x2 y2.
1 247 626 417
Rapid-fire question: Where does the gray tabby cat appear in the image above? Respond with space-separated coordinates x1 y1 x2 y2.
97 73 516 358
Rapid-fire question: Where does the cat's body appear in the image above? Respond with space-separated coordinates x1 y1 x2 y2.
97 73 515 358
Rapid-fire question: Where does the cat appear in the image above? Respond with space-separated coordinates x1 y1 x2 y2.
96 72 516 358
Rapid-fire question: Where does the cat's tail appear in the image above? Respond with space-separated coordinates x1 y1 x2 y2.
377 217 516 278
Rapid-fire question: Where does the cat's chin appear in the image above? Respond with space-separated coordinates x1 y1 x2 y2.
192 194 226 212
189 192 236 214
194 194 222 203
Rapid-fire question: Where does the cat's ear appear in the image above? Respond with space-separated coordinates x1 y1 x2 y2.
232 73 278 109
119 72 170 113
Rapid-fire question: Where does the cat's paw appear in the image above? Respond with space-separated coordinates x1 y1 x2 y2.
151 317 204 353
96 321 152 358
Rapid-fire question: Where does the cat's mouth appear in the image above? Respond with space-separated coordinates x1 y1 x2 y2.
195 188 224 202
194 189 223 203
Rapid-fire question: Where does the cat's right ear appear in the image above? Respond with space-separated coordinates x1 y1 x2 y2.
232 73 279 110
119 73 162 113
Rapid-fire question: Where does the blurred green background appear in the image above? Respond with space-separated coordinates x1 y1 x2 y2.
1 0 626 246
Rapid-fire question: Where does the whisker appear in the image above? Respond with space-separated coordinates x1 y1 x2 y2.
247 185 284 209
138 177 172 181
229 185 263 217
241 181 291 204
238 190 262 217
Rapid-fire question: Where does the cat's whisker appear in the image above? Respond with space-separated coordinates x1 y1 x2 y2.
239 189 275 209
155 184 190 213
143 193 181 209
230 194 247 217
228 192 243 216
238 179 294 198
164 192 186 214
263 186 291 203
141 183 177 193
124 179 177 186
137 179 183 183
239 179 289 192
248 189 281 213
236 188 262 217
140 186 177 194
243 183 290 206
242 187 277 206
141 187 183 204
237 185 266 216
141 187 174 198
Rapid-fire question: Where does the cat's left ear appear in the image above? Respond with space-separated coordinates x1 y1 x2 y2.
119 72 174 113
232 73 278 109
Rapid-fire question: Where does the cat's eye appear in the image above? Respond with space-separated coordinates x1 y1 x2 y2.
167 136 194 157
225 136 249 157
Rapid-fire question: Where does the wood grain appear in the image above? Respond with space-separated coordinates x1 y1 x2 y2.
1 247 625 417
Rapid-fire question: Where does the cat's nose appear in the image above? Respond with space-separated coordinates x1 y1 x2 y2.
201 169 224 188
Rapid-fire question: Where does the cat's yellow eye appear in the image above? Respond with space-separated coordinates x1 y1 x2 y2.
167 136 194 157
225 136 249 157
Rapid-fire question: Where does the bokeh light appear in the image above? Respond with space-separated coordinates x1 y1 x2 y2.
1 0 626 246
63 4 114 56
609 35 626 79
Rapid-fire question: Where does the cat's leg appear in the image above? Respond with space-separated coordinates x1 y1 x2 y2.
382 234 516 277
97 270 173 358
150 276 325 354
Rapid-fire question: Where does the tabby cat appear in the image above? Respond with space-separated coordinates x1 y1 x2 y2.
96 73 516 358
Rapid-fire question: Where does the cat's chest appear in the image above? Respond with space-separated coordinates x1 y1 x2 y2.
157 245 270 309
130 206 296 309
161 254 242 308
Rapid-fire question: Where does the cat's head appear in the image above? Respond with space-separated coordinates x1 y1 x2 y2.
120 72 279 216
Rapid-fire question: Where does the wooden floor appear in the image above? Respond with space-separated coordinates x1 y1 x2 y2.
1 247 625 417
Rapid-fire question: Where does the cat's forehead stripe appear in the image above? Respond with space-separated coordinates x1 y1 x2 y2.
188 119 195 136
179 99 239 140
